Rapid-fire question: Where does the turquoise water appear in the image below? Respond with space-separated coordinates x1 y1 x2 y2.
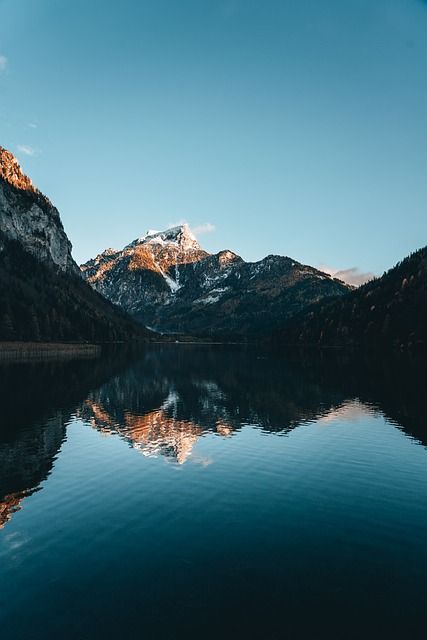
0 346 426 638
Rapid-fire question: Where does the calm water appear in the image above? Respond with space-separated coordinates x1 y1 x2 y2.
0 345 426 638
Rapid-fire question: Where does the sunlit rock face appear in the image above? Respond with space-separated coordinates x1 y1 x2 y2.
0 146 78 274
81 225 210 318
81 225 350 335
0 147 35 191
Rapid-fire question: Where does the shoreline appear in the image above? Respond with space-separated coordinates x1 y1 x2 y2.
0 342 101 361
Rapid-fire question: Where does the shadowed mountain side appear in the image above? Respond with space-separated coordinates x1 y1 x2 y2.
0 232 151 342
275 246 427 350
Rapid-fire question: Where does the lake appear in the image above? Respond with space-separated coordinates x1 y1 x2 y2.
0 345 426 638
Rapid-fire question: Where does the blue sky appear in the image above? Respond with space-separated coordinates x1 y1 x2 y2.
0 0 426 279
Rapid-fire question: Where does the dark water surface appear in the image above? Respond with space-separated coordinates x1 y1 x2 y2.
0 345 426 639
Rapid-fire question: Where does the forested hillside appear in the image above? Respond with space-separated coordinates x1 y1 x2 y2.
275 246 427 350
0 233 150 342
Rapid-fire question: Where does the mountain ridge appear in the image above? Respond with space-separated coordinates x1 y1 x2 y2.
275 245 427 350
81 224 350 336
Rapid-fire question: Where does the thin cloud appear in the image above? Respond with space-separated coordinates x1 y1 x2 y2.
318 264 375 287
192 222 216 236
334 267 375 287
0 55 7 72
17 145 36 157
166 219 216 237
28 122 37 129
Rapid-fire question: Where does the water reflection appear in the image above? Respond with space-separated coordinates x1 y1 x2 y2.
80 394 204 464
0 415 65 528
0 345 425 527
78 346 425 459
0 351 134 527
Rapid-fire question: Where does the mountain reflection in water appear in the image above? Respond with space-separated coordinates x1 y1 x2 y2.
80 395 204 464
0 345 425 528
1 345 427 638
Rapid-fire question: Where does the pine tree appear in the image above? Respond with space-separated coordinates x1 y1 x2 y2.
0 305 15 340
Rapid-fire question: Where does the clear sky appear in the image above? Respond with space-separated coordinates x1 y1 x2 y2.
1 0 426 279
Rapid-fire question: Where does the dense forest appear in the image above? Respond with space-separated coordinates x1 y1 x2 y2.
275 246 427 350
0 232 151 343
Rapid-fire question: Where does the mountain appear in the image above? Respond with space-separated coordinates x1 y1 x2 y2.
0 146 78 274
81 224 350 336
275 246 427 350
0 146 150 342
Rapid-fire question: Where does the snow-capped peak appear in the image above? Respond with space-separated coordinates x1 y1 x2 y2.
130 224 200 251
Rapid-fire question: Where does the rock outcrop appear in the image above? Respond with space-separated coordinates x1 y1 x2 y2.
0 146 78 274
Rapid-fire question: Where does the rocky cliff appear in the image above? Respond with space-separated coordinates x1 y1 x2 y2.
0 146 78 274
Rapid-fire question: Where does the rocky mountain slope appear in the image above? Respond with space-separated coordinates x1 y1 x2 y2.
82 225 350 336
0 147 78 274
275 246 427 350
0 146 150 342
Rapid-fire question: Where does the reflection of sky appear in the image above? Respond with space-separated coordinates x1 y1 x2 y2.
317 400 378 424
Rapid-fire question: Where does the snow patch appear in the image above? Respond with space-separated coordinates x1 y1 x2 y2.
163 272 180 293
196 295 221 305
193 286 229 305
